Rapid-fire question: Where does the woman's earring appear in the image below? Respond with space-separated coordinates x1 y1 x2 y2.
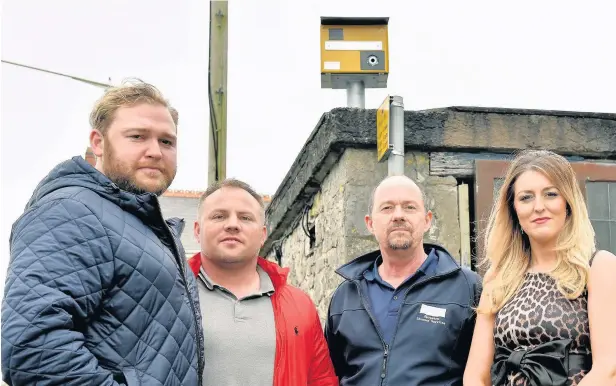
521 227 525 235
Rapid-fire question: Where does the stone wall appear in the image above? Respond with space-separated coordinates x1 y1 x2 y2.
266 152 347 320
266 148 462 322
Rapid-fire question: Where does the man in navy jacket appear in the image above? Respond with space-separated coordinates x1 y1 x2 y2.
325 175 482 386
2 81 204 385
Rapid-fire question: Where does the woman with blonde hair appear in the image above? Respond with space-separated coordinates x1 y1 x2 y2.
463 149 616 386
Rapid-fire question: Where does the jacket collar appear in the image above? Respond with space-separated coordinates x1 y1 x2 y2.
26 156 161 216
188 252 289 290
23 155 183 238
335 242 461 281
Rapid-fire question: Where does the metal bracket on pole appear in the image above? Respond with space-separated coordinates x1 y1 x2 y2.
387 95 405 176
346 80 365 108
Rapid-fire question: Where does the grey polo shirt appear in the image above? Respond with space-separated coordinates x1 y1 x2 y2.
197 265 276 386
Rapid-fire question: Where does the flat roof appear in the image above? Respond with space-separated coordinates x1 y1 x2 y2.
320 16 389 26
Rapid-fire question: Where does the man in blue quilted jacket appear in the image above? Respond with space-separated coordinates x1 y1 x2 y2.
1 80 204 386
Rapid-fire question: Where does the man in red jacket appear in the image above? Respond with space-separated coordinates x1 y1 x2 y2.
188 178 338 386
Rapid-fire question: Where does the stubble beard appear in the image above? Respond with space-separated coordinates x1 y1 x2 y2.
389 239 411 250
386 221 417 250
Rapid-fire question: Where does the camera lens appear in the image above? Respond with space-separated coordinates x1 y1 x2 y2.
367 55 379 66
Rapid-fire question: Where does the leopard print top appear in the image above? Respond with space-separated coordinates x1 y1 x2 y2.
493 272 592 386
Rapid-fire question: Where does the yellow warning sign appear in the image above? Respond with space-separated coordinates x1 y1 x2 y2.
377 95 392 162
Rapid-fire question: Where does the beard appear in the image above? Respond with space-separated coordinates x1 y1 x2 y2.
387 221 415 250
102 140 175 196
389 239 411 250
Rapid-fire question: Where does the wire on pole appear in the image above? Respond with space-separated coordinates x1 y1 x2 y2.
1 59 113 89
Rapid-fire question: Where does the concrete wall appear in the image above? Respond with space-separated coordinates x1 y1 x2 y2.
266 148 462 321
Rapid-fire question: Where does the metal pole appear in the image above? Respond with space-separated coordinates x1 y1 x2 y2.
207 1 229 185
388 95 404 175
346 80 365 108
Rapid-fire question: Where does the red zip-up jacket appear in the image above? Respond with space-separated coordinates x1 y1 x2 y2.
188 253 338 386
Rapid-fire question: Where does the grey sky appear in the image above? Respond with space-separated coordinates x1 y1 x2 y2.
1 0 616 288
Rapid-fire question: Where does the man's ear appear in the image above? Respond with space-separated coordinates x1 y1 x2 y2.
424 210 433 230
260 225 268 247
193 220 201 243
90 129 104 157
364 214 374 235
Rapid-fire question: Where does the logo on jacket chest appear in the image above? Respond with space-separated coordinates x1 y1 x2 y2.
416 304 447 325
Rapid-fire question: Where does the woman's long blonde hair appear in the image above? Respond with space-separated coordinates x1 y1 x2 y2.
477 150 596 314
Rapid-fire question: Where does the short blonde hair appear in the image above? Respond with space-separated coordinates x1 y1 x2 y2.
478 149 596 314
89 78 178 135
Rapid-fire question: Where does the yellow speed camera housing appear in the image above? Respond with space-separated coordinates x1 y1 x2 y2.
320 16 389 89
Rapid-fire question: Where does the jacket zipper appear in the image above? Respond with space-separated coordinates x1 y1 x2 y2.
354 268 458 385
354 280 390 386
154 198 205 385
381 344 389 386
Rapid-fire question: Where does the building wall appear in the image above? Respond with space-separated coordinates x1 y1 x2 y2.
159 196 201 255
266 148 462 322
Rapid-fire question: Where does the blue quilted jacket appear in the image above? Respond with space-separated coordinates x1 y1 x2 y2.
1 156 205 386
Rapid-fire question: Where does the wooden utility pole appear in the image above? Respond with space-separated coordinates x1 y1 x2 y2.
208 1 229 185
